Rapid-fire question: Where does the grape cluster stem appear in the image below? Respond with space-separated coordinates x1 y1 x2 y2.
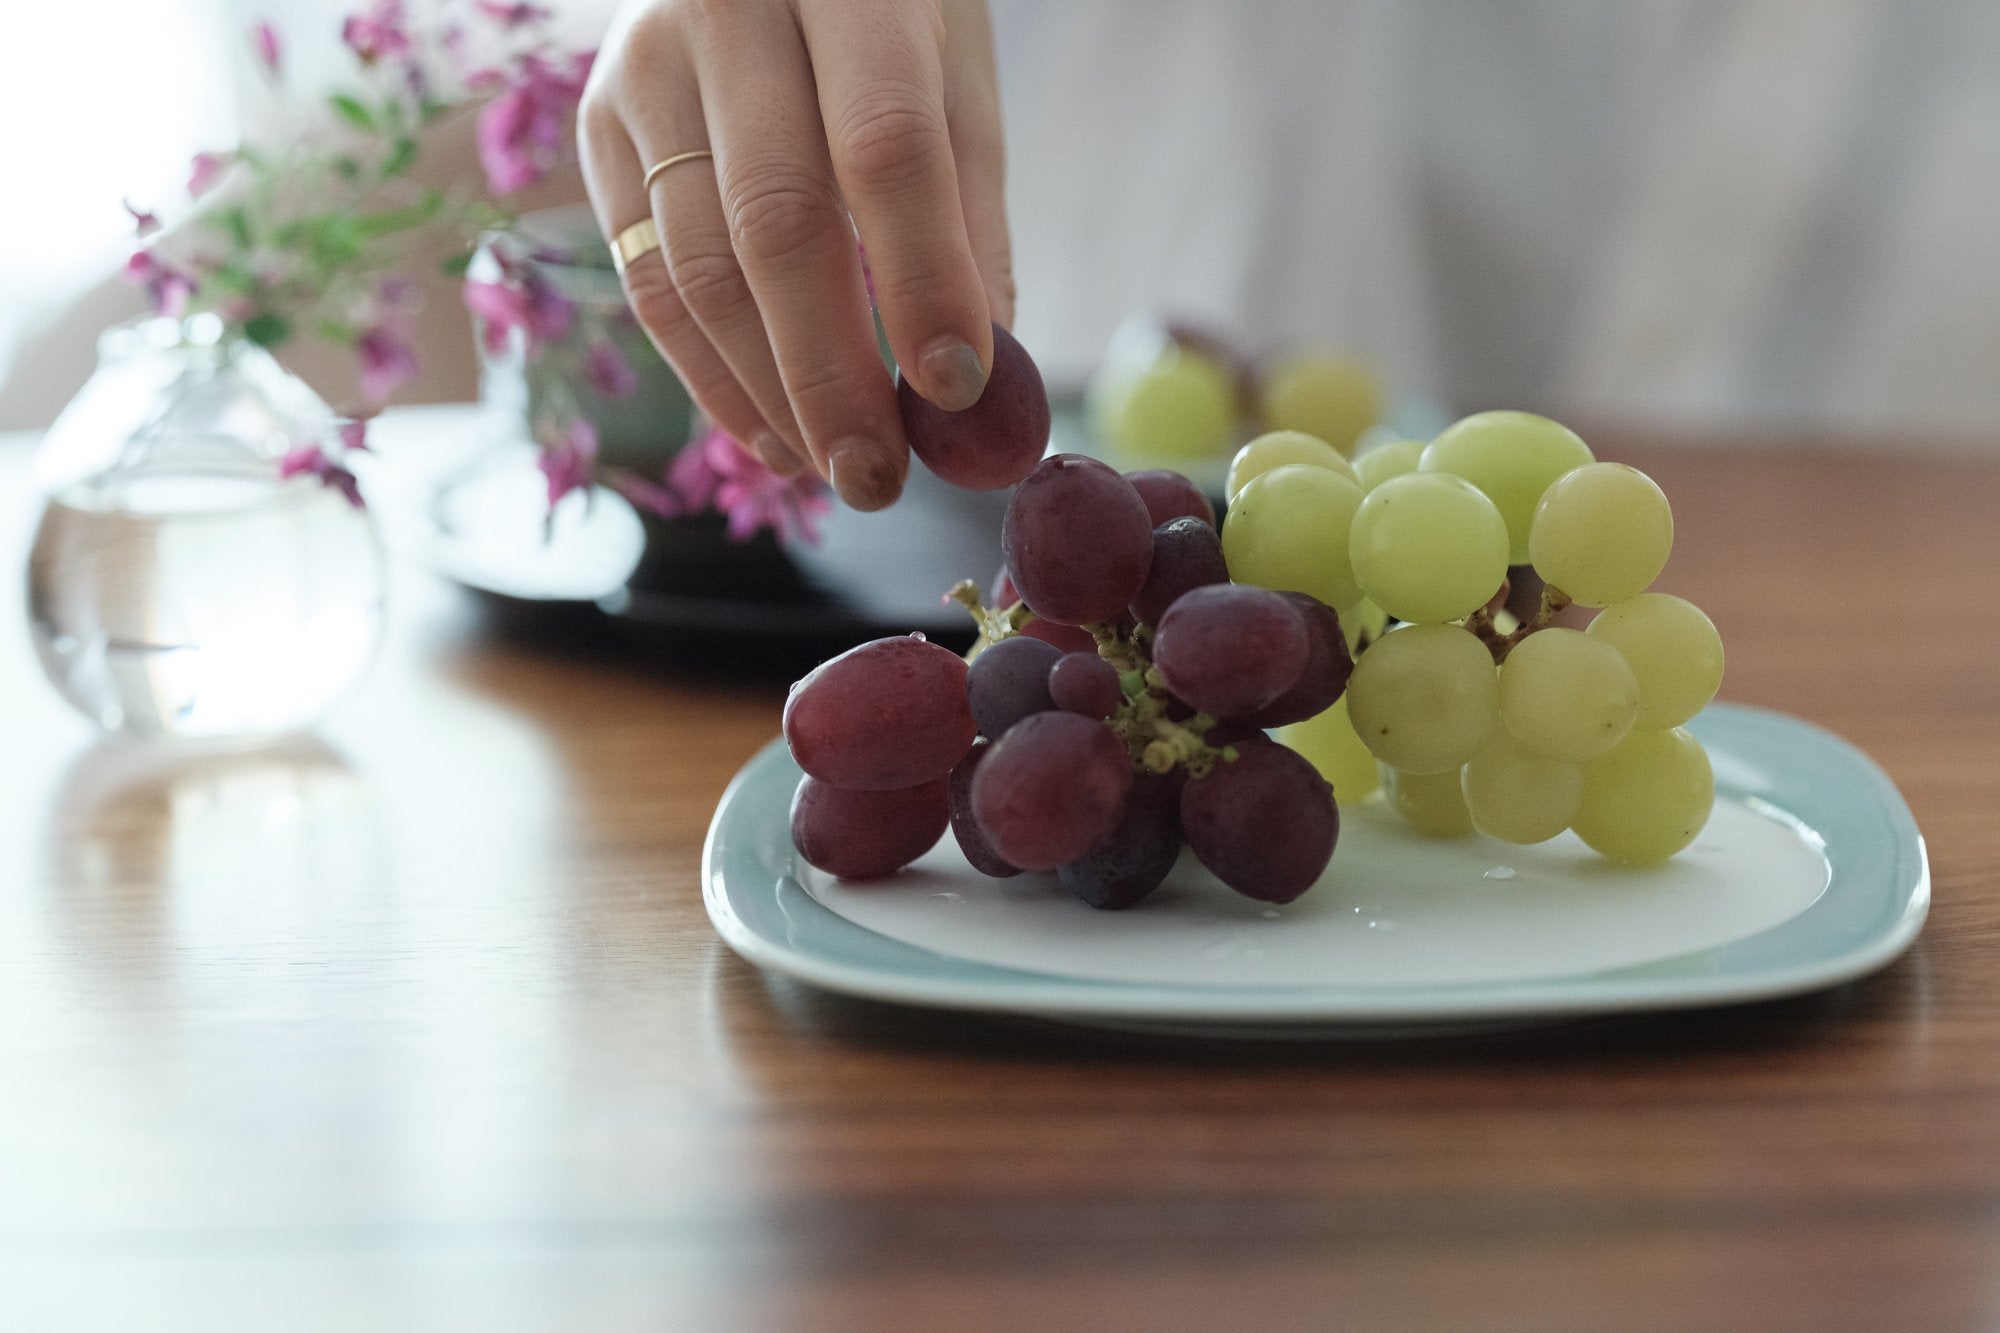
1465 583 1574 664
949 581 1237 779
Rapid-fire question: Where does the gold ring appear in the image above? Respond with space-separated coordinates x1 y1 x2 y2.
642 149 714 191
610 217 660 277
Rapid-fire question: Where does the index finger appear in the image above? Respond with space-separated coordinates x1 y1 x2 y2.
801 0 995 412
697 5 910 510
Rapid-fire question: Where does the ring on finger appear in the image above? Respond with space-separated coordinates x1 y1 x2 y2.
610 217 661 277
642 148 715 192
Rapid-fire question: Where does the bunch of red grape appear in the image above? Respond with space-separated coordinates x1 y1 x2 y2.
784 454 1350 908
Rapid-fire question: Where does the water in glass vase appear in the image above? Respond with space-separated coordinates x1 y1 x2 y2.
28 445 386 740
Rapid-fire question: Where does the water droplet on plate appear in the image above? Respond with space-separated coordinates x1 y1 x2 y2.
1203 936 1266 960
929 890 961 902
1483 866 1517 882
1260 909 1282 920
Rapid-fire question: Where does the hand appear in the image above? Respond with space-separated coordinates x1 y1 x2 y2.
578 0 1013 511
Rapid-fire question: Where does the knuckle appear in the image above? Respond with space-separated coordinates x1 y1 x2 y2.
578 84 623 141
622 261 691 335
725 163 843 268
836 88 948 192
665 244 752 321
784 355 877 424
620 0 687 62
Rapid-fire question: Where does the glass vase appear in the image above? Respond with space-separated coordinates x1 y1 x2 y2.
25 315 387 742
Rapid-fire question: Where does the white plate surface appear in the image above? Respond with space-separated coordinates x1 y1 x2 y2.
703 704 1927 1035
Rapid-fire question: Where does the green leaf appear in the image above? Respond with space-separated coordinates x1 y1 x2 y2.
220 205 253 251
204 260 255 295
307 215 363 268
381 135 418 178
440 251 474 278
330 93 377 131
351 190 445 238
333 155 362 182
317 317 357 343
243 313 292 347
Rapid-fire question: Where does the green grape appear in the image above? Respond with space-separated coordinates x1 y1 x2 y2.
1345 623 1498 774
1354 438 1426 493
1088 344 1238 460
1528 462 1673 607
1259 351 1382 456
1225 429 1359 500
1222 463 1367 613
1343 597 1389 652
1587 594 1724 730
1572 727 1715 865
1348 471 1510 624
1389 767 1474 837
1278 694 1381 805
1461 733 1584 845
1420 411 1593 563
1497 627 1639 763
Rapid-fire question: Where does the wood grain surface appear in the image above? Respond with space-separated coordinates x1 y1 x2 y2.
1 434 1996 1332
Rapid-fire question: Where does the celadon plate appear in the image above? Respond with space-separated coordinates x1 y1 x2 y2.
702 704 1927 1036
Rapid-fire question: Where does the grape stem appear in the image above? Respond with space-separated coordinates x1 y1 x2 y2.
948 581 1239 776
1467 583 1573 663
947 579 1030 655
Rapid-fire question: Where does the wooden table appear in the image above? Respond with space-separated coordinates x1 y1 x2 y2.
2 428 1996 1332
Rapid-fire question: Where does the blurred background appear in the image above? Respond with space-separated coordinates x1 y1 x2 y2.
2 0 1997 441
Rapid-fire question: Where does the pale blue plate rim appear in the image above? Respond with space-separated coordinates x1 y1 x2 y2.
702 703 1928 1029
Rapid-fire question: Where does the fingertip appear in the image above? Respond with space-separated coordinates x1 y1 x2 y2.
917 336 989 412
828 439 905 511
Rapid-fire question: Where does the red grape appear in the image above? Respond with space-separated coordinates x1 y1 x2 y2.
1237 592 1353 728
900 323 1051 491
1151 584 1309 719
1058 772 1182 909
791 774 950 880
967 634 1061 739
1020 616 1098 655
1048 651 1123 719
1130 517 1229 627
1124 468 1216 528
971 711 1133 870
948 742 1020 878
1180 743 1337 902
992 566 1110 655
783 635 977 789
1001 454 1154 625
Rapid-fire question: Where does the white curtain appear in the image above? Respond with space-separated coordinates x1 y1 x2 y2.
996 0 2000 439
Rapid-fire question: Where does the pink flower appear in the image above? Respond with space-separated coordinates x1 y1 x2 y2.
475 1 551 28
463 266 575 356
339 420 372 453
122 250 194 317
187 152 231 198
279 443 365 509
535 415 599 507
341 0 411 65
584 338 638 399
251 20 283 79
356 324 417 404
474 51 592 195
355 277 419 405
124 200 161 238
659 426 832 545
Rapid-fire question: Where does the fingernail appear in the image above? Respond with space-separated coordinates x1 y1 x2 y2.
752 431 802 476
828 441 901 512
919 338 988 412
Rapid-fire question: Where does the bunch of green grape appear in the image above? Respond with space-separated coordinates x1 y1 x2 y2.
1221 410 1725 866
